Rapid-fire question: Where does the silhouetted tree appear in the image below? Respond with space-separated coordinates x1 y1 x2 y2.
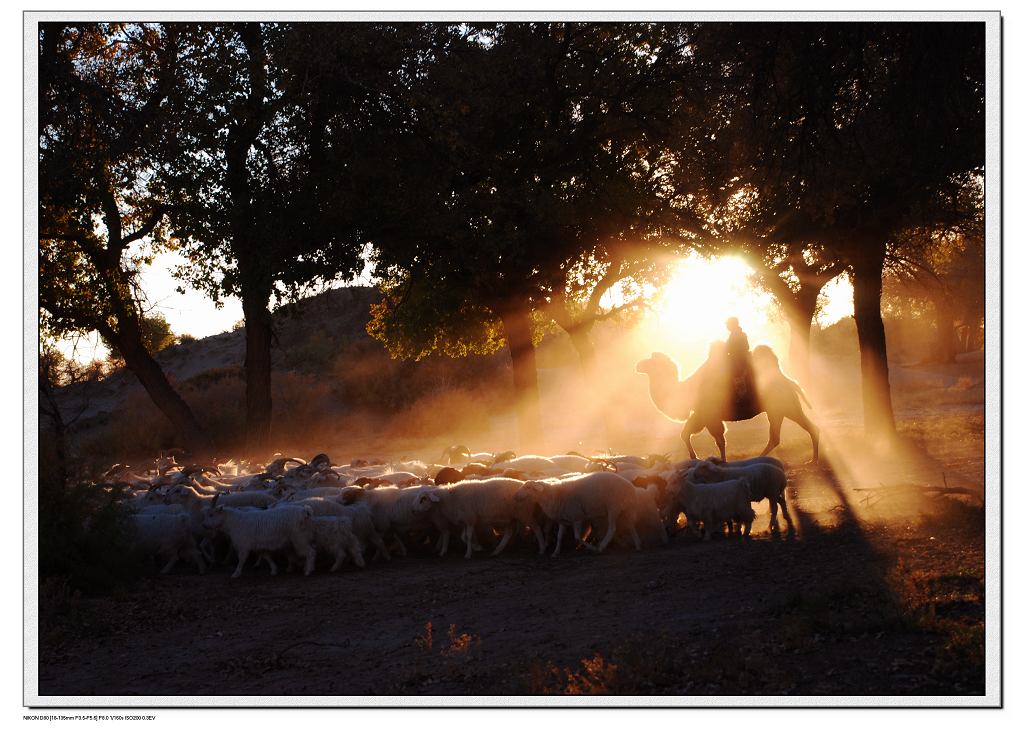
364 23 703 448
38 23 207 449
161 23 400 450
690 22 985 437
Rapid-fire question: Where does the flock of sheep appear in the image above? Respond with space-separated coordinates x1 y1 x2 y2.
109 445 794 578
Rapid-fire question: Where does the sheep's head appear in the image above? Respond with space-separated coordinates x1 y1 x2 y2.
442 445 472 464
413 490 441 513
461 463 492 478
309 453 332 472
515 481 546 502
633 475 668 508
688 461 719 483
491 450 516 465
201 504 226 529
434 467 464 485
338 487 364 505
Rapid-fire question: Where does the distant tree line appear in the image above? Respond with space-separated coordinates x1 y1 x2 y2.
38 21 985 452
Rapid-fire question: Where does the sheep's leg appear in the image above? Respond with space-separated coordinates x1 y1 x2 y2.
437 530 449 557
596 513 618 553
330 553 345 572
768 496 780 532
303 546 316 576
160 551 179 575
526 519 547 554
370 532 391 562
491 525 514 557
778 492 794 533
552 524 566 558
232 548 250 578
349 540 366 568
574 521 595 552
629 525 642 551
393 534 408 557
761 415 783 456
198 537 216 564
187 543 207 575
464 524 475 560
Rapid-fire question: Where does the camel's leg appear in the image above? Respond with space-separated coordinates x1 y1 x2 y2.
787 410 820 462
681 419 701 460
707 421 727 461
761 414 783 456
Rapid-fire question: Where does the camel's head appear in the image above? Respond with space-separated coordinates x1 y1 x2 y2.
635 352 680 380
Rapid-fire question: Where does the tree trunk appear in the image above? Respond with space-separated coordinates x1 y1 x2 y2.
241 290 274 453
38 360 68 492
851 246 897 440
107 325 207 452
499 307 543 451
932 296 958 363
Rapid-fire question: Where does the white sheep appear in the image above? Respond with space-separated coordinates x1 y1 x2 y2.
688 460 792 533
282 496 349 517
338 485 439 556
310 516 365 571
330 501 391 562
129 512 206 574
431 477 546 559
201 502 316 578
168 483 276 510
588 482 668 549
514 472 641 557
674 476 756 540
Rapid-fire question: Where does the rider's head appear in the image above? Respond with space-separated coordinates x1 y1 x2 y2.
726 316 740 333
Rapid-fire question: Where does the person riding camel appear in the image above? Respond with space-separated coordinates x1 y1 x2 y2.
725 317 754 406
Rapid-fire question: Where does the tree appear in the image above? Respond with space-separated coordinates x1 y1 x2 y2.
364 23 703 449
38 23 207 449
691 22 985 437
161 23 400 450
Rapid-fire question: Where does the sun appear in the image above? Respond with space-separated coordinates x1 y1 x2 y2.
648 253 785 357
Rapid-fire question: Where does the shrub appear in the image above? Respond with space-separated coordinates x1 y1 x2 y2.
38 473 144 595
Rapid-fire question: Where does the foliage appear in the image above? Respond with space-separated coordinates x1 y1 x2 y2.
102 312 178 361
363 23 705 358
38 473 144 595
38 23 183 340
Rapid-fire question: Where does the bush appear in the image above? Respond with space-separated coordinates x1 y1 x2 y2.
38 473 144 595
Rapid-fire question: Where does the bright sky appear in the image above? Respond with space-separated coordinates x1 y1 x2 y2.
140 250 244 338
54 250 244 364
605 252 854 373
56 249 855 365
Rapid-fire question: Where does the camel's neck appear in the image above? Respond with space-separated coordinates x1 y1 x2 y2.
646 373 692 420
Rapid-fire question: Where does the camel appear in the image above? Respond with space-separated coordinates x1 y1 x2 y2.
636 346 819 462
